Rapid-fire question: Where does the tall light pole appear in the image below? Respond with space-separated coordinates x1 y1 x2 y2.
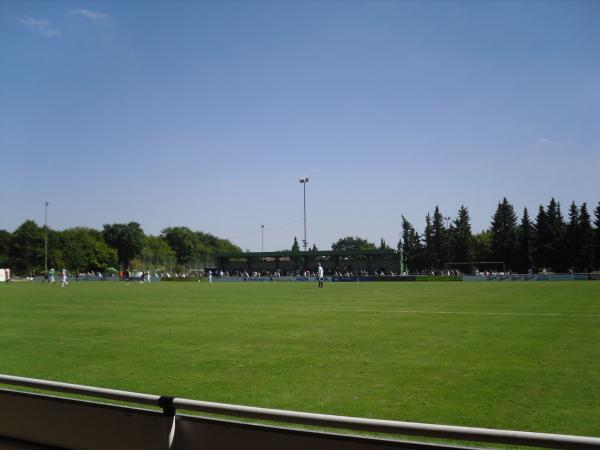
44 201 49 271
261 224 264 252
298 177 310 251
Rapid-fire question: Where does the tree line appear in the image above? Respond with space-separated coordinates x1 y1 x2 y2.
399 198 600 273
3 197 599 275
0 221 241 275
320 198 600 274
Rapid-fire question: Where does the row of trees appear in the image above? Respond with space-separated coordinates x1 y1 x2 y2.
308 198 600 273
3 198 599 275
0 221 241 275
400 198 600 273
291 236 384 253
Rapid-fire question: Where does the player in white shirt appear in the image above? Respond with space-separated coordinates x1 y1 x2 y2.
61 269 69 288
317 263 324 288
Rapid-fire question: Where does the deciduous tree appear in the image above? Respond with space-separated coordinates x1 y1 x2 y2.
60 228 118 272
0 229 10 267
161 227 198 265
472 230 492 263
9 220 44 275
331 236 376 252
102 222 145 269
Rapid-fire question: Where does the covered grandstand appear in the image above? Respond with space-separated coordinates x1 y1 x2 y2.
214 249 402 276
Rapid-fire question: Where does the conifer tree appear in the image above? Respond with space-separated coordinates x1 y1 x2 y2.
401 215 424 273
533 198 569 272
565 202 580 271
533 205 550 270
450 205 473 270
423 213 433 270
517 207 534 273
291 237 300 252
430 206 448 270
490 198 518 271
594 203 600 270
547 198 567 272
578 203 594 271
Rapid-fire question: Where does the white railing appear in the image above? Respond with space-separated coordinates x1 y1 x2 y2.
1 374 599 450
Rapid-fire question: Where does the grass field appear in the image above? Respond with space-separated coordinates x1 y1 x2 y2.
1 280 599 438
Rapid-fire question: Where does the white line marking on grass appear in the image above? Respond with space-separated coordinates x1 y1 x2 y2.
312 308 600 318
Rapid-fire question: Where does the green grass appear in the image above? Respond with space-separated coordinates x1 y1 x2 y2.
1 281 599 438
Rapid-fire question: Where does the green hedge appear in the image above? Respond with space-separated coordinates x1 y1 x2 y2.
160 277 200 282
415 275 462 282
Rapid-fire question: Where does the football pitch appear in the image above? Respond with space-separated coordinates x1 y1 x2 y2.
1 281 599 438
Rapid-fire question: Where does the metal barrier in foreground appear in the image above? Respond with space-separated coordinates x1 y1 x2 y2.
1 374 599 450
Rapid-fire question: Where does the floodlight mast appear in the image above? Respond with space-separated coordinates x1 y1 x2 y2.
299 177 310 251
261 224 264 252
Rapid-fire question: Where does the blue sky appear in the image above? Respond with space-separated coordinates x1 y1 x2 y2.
1 0 599 251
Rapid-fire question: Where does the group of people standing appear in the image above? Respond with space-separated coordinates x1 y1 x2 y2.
42 268 69 287
203 264 325 287
139 271 152 283
119 270 153 283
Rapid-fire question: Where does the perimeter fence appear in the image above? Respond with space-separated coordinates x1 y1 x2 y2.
1 374 600 450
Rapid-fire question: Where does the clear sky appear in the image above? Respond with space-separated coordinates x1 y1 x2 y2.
1 0 599 251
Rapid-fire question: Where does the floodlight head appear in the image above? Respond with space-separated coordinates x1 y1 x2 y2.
298 177 310 183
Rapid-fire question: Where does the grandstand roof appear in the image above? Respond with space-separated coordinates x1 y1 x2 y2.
215 249 399 258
